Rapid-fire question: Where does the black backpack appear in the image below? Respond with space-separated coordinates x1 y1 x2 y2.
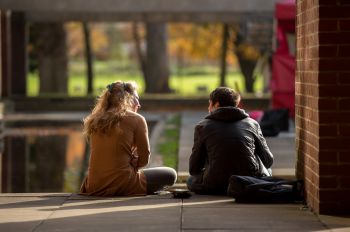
259 108 289 137
227 175 304 203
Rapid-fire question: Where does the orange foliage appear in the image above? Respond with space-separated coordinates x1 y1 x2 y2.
236 44 261 61
64 22 244 65
168 23 237 65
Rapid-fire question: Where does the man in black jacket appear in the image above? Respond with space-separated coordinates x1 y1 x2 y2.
187 87 274 195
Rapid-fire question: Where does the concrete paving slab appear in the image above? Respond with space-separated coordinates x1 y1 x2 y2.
266 134 296 178
68 193 154 201
182 195 302 209
317 215 350 232
266 135 296 170
183 195 234 208
182 205 327 231
68 193 178 200
0 196 68 232
35 197 182 232
178 111 206 172
0 193 72 197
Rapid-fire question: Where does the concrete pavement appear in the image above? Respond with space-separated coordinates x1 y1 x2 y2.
178 111 207 173
2 193 350 231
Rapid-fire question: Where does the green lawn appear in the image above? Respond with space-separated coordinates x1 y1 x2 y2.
28 72 263 97
27 61 264 97
157 114 181 169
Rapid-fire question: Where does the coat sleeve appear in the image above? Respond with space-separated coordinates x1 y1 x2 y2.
254 123 274 169
189 123 207 175
134 116 151 167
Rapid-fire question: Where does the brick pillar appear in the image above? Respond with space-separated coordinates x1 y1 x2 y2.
296 0 350 215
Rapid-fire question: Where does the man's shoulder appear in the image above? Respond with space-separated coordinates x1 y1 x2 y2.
196 118 211 127
241 116 260 126
199 116 260 131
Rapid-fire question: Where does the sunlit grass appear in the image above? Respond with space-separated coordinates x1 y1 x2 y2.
157 114 181 170
27 60 264 97
28 73 264 97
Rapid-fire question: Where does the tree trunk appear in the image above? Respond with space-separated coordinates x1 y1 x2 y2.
219 24 229 87
32 23 68 95
236 52 257 93
132 23 147 81
145 22 171 93
232 24 259 94
83 22 94 95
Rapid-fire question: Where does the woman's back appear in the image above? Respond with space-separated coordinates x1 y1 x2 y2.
81 111 150 196
79 81 176 196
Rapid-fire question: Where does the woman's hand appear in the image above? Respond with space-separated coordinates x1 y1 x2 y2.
130 154 139 170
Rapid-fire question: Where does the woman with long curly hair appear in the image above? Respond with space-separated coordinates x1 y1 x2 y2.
80 81 177 196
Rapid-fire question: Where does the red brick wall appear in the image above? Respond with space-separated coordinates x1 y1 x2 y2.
296 0 350 215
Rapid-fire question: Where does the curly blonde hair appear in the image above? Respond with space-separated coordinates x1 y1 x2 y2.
83 81 138 139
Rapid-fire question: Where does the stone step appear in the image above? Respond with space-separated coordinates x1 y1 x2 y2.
168 183 188 190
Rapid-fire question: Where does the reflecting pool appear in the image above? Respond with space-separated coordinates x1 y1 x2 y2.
1 121 156 193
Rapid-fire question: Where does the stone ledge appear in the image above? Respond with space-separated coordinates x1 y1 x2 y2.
2 95 271 113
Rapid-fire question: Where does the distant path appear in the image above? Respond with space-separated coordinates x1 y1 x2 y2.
177 111 206 173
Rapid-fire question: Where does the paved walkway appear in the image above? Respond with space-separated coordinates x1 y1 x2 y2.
1 111 349 231
1 193 350 231
0 194 350 232
178 111 207 173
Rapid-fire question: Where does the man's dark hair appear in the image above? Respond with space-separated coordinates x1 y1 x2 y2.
209 87 240 107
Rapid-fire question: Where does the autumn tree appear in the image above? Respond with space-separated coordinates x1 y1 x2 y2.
67 23 110 95
234 32 261 93
168 23 237 84
220 24 230 86
31 23 68 95
168 22 272 93
231 19 273 93
168 23 232 65
144 23 171 93
130 23 171 93
82 22 94 95
66 23 109 60
131 23 147 83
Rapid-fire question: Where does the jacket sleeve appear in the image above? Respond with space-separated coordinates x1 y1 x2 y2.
134 116 151 167
254 123 274 169
189 123 207 175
